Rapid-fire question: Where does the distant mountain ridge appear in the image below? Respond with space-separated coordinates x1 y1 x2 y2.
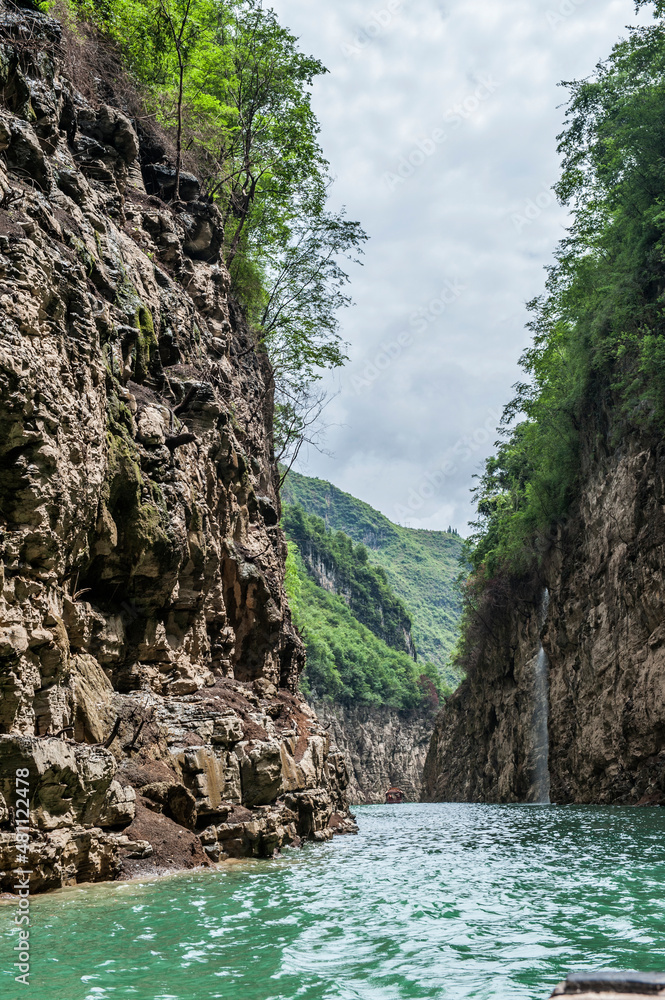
281 471 464 684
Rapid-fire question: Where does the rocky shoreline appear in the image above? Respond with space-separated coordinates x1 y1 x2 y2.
0 0 355 894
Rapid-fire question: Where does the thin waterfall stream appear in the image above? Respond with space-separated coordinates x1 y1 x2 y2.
532 587 551 804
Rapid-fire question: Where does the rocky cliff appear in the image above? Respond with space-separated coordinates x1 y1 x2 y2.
0 1 355 894
423 419 665 806
311 700 433 803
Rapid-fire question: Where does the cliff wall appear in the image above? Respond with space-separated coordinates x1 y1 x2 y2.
310 700 433 804
423 421 665 805
0 2 355 893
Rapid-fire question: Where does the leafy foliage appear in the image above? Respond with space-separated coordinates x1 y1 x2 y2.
284 543 445 712
257 184 366 387
281 471 464 683
283 504 414 654
46 0 367 409
468 9 665 579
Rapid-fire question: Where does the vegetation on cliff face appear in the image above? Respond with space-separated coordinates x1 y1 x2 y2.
284 540 443 712
45 0 367 462
281 471 464 680
468 4 665 581
283 505 415 656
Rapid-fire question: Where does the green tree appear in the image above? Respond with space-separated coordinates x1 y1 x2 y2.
48 0 367 405
468 4 665 580
258 187 367 383
154 0 195 201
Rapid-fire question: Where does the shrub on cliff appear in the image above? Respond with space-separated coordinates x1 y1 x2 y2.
468 4 665 580
43 0 367 459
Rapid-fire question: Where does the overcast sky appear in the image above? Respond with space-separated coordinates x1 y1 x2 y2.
270 0 652 534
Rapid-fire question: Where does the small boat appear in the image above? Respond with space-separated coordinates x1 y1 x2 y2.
550 970 665 999
385 786 405 804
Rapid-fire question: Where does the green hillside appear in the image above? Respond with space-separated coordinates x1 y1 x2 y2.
285 543 442 711
283 505 415 655
281 472 465 684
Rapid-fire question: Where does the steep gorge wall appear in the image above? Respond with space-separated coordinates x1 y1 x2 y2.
423 421 665 805
298 544 417 659
311 700 433 803
0 3 355 893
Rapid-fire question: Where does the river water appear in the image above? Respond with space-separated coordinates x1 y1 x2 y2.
3 803 665 1000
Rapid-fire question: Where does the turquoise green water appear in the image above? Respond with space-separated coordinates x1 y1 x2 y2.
2 803 665 1000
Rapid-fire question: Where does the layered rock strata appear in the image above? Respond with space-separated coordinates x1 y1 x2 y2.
423 422 665 805
0 1 355 893
311 700 433 803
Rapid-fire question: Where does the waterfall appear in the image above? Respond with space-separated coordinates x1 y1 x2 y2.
532 588 551 804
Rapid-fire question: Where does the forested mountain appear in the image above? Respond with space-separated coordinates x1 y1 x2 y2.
283 505 416 657
283 506 443 711
281 471 464 681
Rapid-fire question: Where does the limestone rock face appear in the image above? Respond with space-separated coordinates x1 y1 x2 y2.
0 734 132 829
311 701 434 803
0 826 121 894
0 2 355 893
423 422 665 805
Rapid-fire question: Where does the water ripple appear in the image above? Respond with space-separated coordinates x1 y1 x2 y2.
2 804 665 1000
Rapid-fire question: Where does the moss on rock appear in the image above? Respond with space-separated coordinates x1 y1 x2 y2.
133 306 158 383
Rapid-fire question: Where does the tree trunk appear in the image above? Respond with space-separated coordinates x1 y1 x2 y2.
174 47 184 201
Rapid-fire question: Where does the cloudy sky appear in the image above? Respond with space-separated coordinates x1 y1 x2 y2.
270 0 652 534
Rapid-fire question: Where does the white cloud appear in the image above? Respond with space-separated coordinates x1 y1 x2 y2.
270 0 653 532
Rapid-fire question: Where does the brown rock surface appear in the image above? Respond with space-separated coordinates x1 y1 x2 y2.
0 1 355 893
423 421 665 805
311 700 434 803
